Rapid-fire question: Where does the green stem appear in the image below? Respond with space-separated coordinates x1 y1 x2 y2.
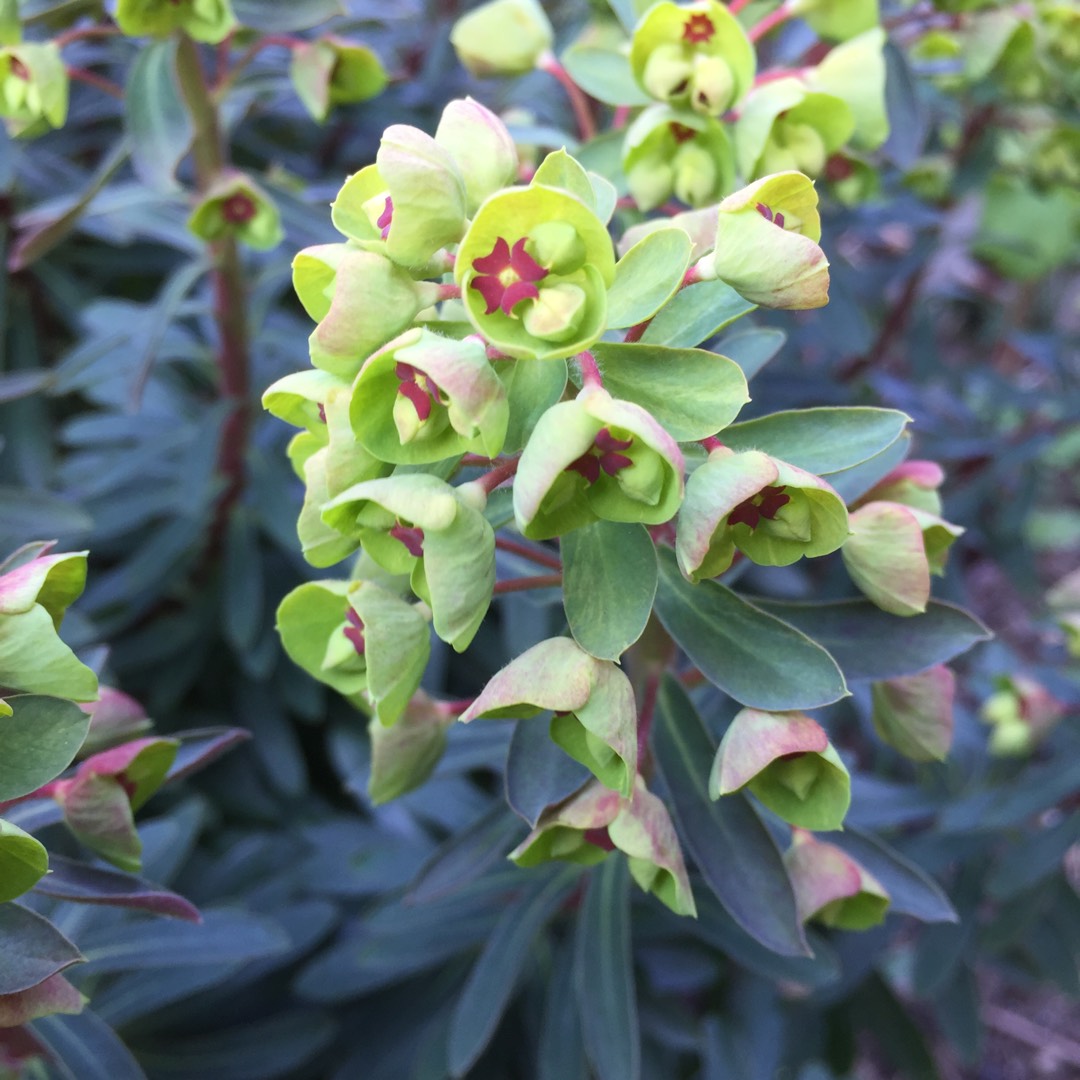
175 34 251 555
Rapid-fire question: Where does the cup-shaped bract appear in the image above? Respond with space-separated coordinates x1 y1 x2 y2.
735 79 855 181
853 459 945 515
276 579 431 726
435 97 519 215
871 665 955 763
702 172 830 309
0 548 98 702
842 501 963 616
980 674 1064 757
188 174 284 251
115 0 237 43
677 448 848 580
456 185 616 361
805 28 890 150
368 692 453 805
295 246 441 380
785 830 890 930
623 106 735 211
630 0 755 117
78 687 154 757
607 776 697 916
460 636 638 795
0 43 67 138
351 329 509 464
450 0 554 77
321 474 494 652
788 0 880 41
289 37 388 123
51 737 179 872
515 386 685 541
710 708 851 830
510 779 625 868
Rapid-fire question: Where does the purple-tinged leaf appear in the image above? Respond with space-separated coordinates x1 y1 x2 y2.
505 717 591 827
0 904 83 996
33 855 201 922
165 727 251 783
653 677 809 957
574 855 640 1080
0 974 83 1026
32 1008 147 1080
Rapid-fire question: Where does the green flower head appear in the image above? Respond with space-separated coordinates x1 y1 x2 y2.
676 448 848 580
455 185 616 361
320 474 494 651
734 79 855 181
699 172 831 309
980 675 1064 758
115 0 237 43
289 37 388 123
276 579 431 726
630 0 755 117
368 691 453 804
805 28 890 150
449 0 554 77
514 385 685 540
460 636 638 796
188 174 283 251
434 97 519 216
871 665 955 763
350 328 509 465
785 830 890 930
0 43 67 138
842 500 963 616
623 105 735 211
710 707 851 831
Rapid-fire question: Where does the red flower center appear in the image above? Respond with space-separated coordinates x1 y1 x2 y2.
395 361 442 422
222 193 257 225
343 606 366 656
8 57 29 81
470 237 549 317
565 427 634 485
824 155 854 182
582 827 616 852
390 521 425 558
683 13 716 44
728 485 790 531
755 203 787 230
670 123 698 144
377 196 393 239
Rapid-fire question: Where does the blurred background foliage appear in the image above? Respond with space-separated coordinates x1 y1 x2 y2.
0 0 1076 1077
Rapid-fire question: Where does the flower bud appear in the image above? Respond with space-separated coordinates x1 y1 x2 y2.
435 97 518 214
449 0 554 77
710 708 851 830
521 282 588 342
701 172 831 309
785 830 890 930
514 386 684 540
871 665 955 762
188 173 283 251
289 37 388 123
0 43 67 137
461 636 638 795
115 0 237 44
368 692 453 805
980 675 1064 757
510 780 625 867
630 0 755 117
854 460 945 515
676 448 848 580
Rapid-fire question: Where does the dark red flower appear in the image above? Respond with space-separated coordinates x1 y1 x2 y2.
222 192 257 225
670 123 698 144
755 203 787 230
728 485 790 530
566 428 634 485
683 12 716 44
390 522 425 558
470 237 549 316
344 606 366 656
395 361 442 422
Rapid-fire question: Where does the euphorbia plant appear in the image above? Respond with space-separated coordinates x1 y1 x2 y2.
269 0 988 948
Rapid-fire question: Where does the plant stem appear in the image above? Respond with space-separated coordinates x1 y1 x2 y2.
637 670 661 763
727 0 753 13
495 535 562 571
55 25 122 48
537 51 597 141
700 435 726 453
66 66 124 99
223 33 307 89
747 3 794 42
476 456 520 493
493 573 562 595
175 35 251 555
623 265 701 343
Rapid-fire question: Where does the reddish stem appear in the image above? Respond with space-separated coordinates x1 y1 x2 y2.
727 0 753 13
493 573 562 595
577 350 603 389
496 535 562 571
476 456 520 493
612 105 631 130
748 3 794 42
460 453 495 468
437 283 462 301
637 670 661 762
55 25 122 48
224 34 308 88
66 66 124 99
700 436 726 453
537 51 597 141
623 265 701 344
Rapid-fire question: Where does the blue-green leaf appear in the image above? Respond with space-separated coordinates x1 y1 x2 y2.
640 280 755 348
125 40 193 193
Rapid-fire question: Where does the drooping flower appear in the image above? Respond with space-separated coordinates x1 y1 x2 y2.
188 174 284 251
115 0 237 44
449 0 554 77
289 36 388 123
0 43 67 138
785 830 890 930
